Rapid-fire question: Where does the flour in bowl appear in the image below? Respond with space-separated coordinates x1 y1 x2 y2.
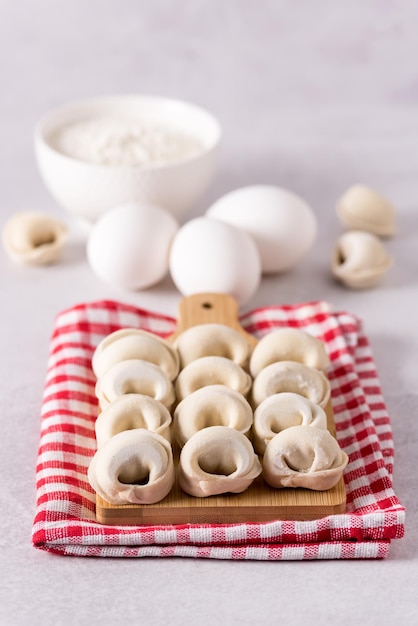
48 116 204 167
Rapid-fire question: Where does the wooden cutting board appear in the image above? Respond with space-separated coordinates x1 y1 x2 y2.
95 293 346 525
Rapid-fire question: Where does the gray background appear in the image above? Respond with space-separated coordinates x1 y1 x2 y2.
0 1 417 624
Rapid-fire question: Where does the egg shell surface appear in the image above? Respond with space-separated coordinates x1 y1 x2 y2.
206 185 317 273
87 202 178 290
169 216 261 304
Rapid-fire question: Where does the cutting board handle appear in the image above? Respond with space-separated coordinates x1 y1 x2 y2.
170 292 258 349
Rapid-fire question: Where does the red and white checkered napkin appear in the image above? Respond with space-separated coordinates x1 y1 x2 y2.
32 299 405 560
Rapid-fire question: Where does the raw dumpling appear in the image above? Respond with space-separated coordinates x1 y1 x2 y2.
173 323 251 368
92 328 180 380
336 184 395 237
252 392 327 454
95 359 176 410
178 426 262 497
173 384 253 447
2 211 68 265
88 428 175 505
94 393 172 448
251 361 331 408
175 356 252 401
262 425 348 490
249 327 330 377
332 230 393 289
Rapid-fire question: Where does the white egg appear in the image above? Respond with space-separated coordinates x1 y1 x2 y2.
87 202 178 290
206 185 317 273
169 217 261 304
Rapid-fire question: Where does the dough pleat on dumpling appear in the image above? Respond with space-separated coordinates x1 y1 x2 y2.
173 384 253 447
262 425 348 491
88 429 175 505
92 328 180 380
249 327 330 377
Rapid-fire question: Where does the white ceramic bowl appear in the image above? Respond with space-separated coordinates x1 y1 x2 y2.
34 95 222 221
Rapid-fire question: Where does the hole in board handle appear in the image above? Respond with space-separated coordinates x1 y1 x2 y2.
201 302 213 309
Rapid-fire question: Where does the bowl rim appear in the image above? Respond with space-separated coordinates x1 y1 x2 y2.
34 94 222 173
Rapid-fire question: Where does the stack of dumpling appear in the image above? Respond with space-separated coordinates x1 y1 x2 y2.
88 329 180 505
250 328 348 490
172 324 262 497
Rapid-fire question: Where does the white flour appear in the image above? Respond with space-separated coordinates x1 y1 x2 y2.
49 116 203 167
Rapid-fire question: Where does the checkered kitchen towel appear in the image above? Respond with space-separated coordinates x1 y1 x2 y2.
32 299 405 559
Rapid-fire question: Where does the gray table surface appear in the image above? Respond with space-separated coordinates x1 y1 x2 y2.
1 1 417 624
